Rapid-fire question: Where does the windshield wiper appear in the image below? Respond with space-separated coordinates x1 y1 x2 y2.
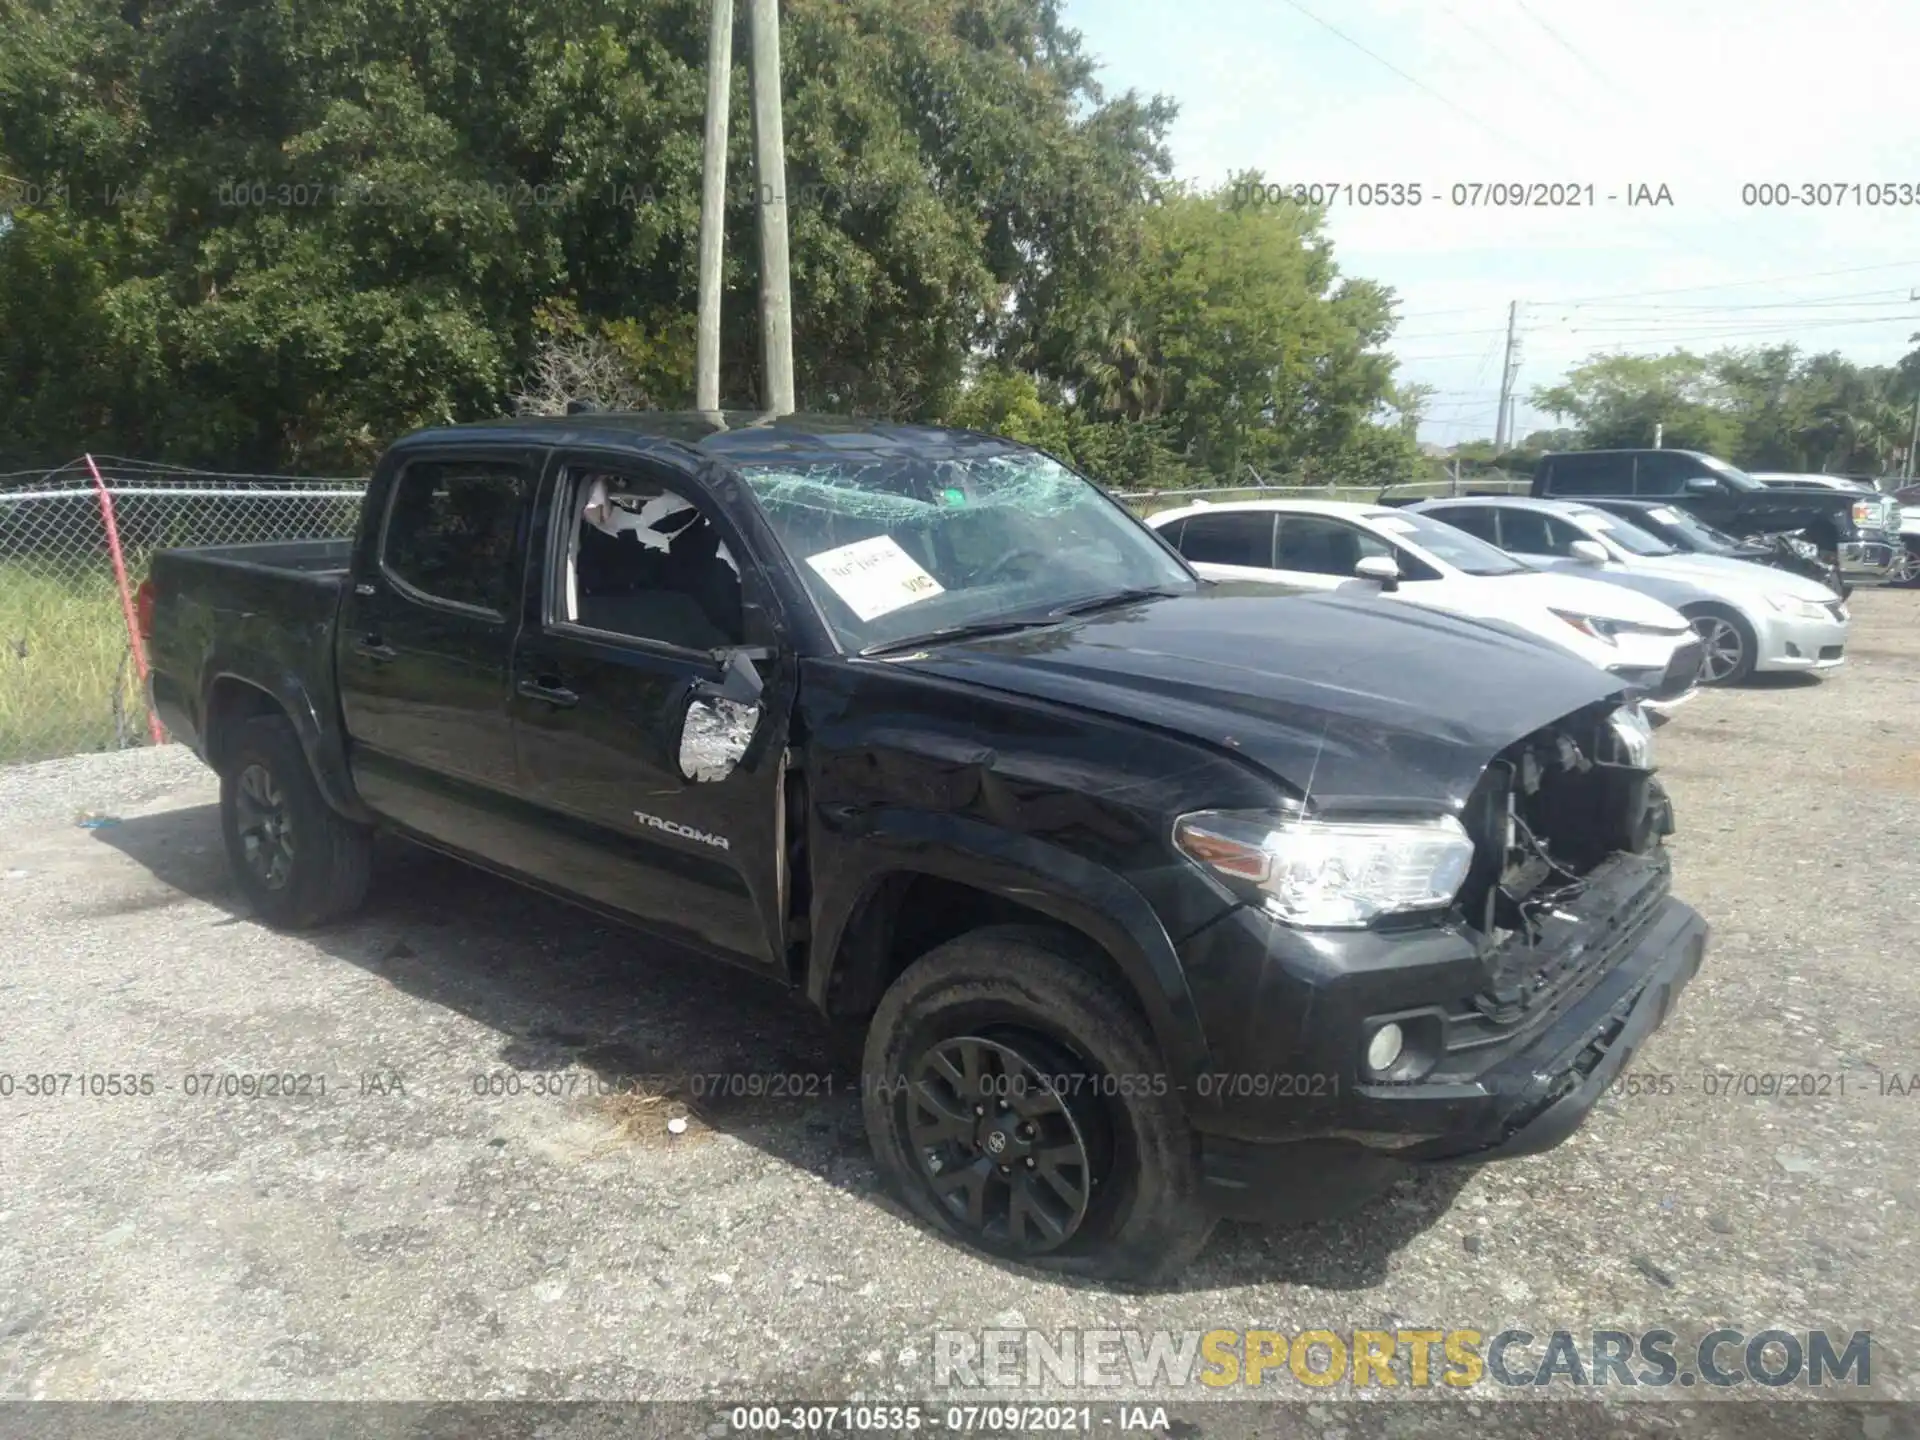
859 616 1062 657
1045 586 1185 618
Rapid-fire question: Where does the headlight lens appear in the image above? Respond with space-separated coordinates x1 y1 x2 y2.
1173 811 1474 928
1550 609 1620 645
1765 592 1831 620
1608 703 1655 768
1550 610 1684 645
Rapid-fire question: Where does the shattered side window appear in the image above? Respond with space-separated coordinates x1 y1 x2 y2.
739 451 1194 650
559 469 745 651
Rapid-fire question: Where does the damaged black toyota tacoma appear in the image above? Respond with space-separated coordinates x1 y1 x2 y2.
139 413 1708 1282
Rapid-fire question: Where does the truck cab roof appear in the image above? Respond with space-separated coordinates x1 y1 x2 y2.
390 411 1027 467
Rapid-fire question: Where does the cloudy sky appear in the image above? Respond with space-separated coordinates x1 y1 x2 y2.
1062 0 1920 444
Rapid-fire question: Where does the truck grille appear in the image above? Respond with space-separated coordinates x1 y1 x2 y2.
1447 852 1670 1056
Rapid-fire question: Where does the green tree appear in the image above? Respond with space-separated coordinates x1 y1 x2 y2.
0 0 1175 468
1532 353 1740 455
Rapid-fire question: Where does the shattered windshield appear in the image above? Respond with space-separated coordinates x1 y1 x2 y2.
737 451 1196 652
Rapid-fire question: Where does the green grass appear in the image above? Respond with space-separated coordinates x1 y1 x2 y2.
0 561 149 764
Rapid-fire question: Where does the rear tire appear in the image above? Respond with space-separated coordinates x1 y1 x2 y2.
220 713 372 928
1682 603 1758 685
862 925 1213 1284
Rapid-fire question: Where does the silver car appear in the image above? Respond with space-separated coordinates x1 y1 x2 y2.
1409 496 1850 685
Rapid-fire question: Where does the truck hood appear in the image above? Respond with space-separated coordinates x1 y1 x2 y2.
885 586 1625 810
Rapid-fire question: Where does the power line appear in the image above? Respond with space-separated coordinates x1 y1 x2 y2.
1271 0 1559 168
1392 262 1920 321
1510 0 1619 92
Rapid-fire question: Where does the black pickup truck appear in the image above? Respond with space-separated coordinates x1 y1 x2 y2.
1531 448 1902 588
140 412 1707 1281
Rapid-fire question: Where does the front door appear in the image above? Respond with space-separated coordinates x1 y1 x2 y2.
336 448 539 865
508 455 793 971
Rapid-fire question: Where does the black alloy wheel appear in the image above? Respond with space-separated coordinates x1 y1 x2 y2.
219 713 373 928
233 762 295 889
904 1032 1107 1256
861 926 1213 1283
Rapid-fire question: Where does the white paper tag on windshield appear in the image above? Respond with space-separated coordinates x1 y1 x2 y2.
806 535 945 621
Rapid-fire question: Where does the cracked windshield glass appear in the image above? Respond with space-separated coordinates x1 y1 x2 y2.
740 451 1195 652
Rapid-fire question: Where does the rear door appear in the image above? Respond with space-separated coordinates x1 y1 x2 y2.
507 452 794 971
1491 507 1591 571
1165 509 1280 582
1540 452 1631 498
336 447 541 863
1269 513 1402 592
1635 452 1741 529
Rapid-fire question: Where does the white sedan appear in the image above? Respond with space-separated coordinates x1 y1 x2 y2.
1145 498 1703 704
1410 496 1850 685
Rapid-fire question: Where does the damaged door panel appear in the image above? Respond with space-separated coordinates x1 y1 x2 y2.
506 454 793 969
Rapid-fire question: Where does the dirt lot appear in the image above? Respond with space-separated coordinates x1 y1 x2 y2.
1 589 1916 1426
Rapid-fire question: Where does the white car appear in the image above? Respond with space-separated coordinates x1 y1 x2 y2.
1409 496 1850 686
1145 499 1703 704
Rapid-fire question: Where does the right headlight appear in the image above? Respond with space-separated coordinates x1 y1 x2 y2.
1765 592 1831 621
1608 702 1655 768
1173 811 1474 928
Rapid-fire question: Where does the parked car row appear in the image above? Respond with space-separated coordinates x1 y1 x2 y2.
1146 487 1854 692
1525 447 1903 590
138 414 1710 1282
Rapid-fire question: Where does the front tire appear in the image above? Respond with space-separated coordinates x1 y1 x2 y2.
1683 603 1758 685
862 926 1213 1283
220 714 372 928
1893 540 1920 587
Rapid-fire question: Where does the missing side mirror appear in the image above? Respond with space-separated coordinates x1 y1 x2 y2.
679 648 769 782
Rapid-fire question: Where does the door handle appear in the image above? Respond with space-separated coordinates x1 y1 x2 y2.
353 636 397 663
517 677 579 708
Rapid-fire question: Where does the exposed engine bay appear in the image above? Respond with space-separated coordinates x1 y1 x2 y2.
1456 703 1674 947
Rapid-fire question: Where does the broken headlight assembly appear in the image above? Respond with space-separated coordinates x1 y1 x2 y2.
1173 811 1474 928
1607 702 1655 768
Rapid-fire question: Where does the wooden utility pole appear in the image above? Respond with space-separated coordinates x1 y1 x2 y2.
747 0 795 415
695 0 734 413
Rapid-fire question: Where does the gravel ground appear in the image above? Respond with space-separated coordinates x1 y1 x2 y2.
1 589 1916 1433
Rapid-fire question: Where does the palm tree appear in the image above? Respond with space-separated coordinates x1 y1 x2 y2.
1070 308 1164 422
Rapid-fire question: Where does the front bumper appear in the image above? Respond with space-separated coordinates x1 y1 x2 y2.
1752 603 1849 672
1182 854 1708 1223
1838 538 1899 583
1607 636 1703 703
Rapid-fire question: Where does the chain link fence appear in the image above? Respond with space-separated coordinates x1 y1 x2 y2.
0 458 367 764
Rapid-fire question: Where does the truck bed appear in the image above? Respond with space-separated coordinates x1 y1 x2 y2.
145 540 354 761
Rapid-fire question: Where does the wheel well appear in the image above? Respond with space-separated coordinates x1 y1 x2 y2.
203 677 288 773
824 872 1140 1025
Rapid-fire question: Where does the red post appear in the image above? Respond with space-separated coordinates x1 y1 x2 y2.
85 453 166 744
